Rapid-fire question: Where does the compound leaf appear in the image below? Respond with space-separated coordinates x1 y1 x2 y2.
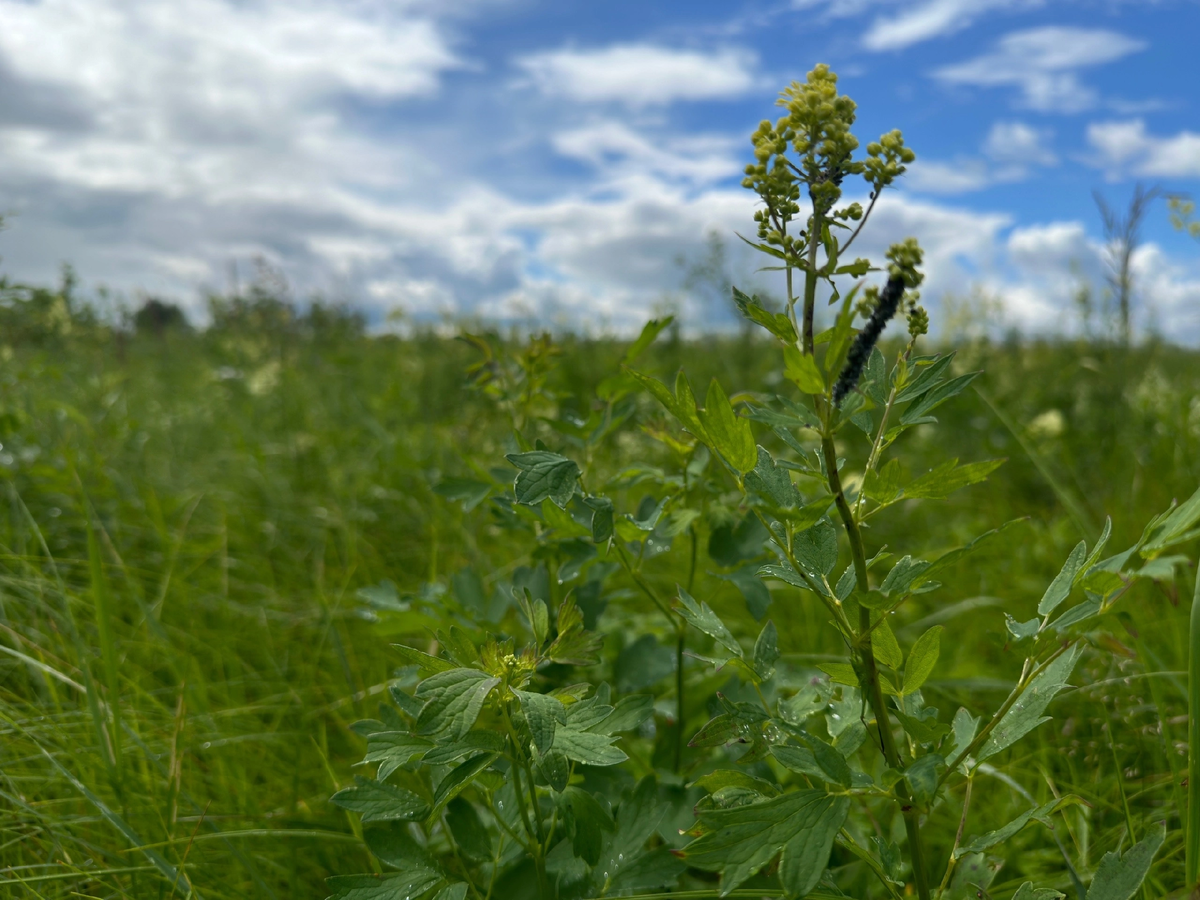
506 451 580 508
682 789 849 895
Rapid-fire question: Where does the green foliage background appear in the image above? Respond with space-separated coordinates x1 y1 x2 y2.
0 270 1198 897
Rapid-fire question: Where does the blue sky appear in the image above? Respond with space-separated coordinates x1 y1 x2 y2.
0 0 1198 338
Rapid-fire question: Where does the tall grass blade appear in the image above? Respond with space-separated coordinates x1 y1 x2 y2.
86 500 123 787
1188 569 1200 890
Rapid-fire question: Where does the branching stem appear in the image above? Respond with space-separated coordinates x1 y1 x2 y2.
821 433 931 900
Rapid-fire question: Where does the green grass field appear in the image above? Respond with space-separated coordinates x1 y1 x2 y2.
1 281 1198 898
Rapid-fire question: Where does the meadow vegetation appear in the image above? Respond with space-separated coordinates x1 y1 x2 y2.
1 67 1199 900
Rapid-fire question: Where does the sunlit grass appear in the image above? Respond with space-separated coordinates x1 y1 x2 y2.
0 317 1196 896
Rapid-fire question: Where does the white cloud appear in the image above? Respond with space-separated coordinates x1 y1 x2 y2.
984 121 1057 167
551 121 740 188
515 44 758 106
935 27 1146 112
903 160 994 195
900 121 1055 196
863 0 1037 51
1087 119 1200 178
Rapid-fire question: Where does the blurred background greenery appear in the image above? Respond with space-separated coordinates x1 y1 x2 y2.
0 262 1197 897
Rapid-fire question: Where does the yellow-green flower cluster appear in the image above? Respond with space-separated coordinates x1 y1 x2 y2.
743 63 918 248
865 130 916 192
884 238 928 337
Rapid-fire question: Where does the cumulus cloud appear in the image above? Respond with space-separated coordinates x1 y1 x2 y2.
899 121 1056 196
862 0 1039 51
934 27 1146 112
551 121 741 189
1087 119 1200 178
515 44 759 106
984 121 1057 167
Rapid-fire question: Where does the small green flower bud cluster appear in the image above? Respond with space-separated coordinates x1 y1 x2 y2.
744 119 803 246
907 304 929 338
885 238 924 289
884 238 928 338
856 284 880 319
864 130 915 192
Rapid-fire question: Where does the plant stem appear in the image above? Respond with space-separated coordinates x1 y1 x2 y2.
803 214 821 353
501 704 547 897
821 434 931 900
1187 569 1200 889
938 772 973 896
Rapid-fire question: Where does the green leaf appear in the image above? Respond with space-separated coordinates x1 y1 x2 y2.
429 753 498 822
601 694 655 733
1050 594 1103 632
817 661 860 689
900 371 981 424
753 620 780 681
623 316 675 364
725 565 772 620
802 733 853 788
872 617 904 670
391 644 456 676
365 820 441 871
516 590 550 646
904 754 943 804
506 451 580 508
1086 823 1164 900
733 286 797 343
903 626 942 694
682 790 849 896
675 588 743 660
793 519 839 578
863 458 902 503
433 885 468 900
780 498 836 533
1140 485 1200 557
783 346 826 394
445 798 492 862
331 776 429 823
894 711 951 744
363 732 433 782
955 796 1080 858
1005 614 1040 642
698 379 757 473
625 367 677 412
879 556 932 596
692 769 779 796
552 727 627 767
546 596 604 666
689 713 747 748
421 731 505 766
771 744 827 781
592 776 684 894
744 446 799 508
979 644 1083 761
563 786 615 865
834 257 872 277
415 668 501 740
584 496 614 543
895 353 954 402
1013 883 1065 900
948 708 979 764
1038 540 1087 616
535 747 570 792
325 872 442 900
902 458 1006 500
